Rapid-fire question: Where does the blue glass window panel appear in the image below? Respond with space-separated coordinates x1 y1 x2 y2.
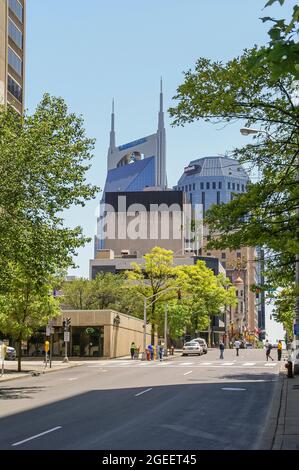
8 47 22 76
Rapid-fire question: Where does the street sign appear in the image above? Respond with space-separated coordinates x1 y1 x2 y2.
64 332 70 342
46 326 51 336
294 324 299 335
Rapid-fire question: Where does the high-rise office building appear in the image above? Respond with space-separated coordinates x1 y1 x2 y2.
175 156 262 343
0 0 25 114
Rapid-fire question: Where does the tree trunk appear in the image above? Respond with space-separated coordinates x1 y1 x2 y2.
17 339 22 372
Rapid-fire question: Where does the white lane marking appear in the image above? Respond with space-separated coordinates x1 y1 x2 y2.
68 377 78 381
12 426 62 447
134 388 153 397
181 362 194 365
222 362 234 366
184 371 193 376
222 388 246 391
264 363 277 366
201 362 212 365
243 362 256 366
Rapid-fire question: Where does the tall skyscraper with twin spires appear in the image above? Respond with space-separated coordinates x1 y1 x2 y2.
104 79 167 193
94 81 168 253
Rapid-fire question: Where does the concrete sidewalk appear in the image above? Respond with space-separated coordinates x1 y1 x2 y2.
272 369 299 449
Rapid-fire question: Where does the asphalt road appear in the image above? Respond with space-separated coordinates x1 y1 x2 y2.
0 349 282 450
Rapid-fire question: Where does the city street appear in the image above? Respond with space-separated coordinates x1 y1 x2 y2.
0 349 283 450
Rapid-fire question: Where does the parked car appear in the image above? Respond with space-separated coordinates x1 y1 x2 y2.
245 343 253 349
190 338 208 354
182 342 203 356
5 346 16 360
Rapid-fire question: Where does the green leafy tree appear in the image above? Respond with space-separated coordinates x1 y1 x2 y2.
0 95 99 367
62 278 93 310
0 269 60 371
127 247 179 339
169 33 298 330
177 262 237 343
272 288 295 340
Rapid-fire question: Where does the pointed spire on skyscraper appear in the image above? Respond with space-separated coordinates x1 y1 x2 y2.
109 98 116 150
157 77 166 188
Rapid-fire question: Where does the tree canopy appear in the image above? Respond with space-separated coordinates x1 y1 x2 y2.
169 2 299 331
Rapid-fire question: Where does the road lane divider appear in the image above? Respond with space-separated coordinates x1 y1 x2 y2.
11 426 62 447
134 388 153 397
221 388 246 391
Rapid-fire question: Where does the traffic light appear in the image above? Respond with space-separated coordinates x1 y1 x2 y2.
63 319 66 330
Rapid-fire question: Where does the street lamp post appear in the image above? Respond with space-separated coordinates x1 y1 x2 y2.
141 287 180 361
241 126 299 372
164 303 168 356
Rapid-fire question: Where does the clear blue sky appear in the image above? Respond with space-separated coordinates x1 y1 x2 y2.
26 0 295 278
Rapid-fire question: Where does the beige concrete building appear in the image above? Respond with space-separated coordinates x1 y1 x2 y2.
0 0 25 114
201 241 259 342
50 310 152 359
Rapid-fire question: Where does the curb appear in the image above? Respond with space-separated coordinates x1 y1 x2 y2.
0 362 83 383
257 369 286 449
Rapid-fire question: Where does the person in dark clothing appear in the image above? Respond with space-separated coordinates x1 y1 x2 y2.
130 342 136 359
219 341 225 359
265 341 274 361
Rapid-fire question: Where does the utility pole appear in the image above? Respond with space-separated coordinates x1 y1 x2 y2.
142 298 147 361
164 304 168 356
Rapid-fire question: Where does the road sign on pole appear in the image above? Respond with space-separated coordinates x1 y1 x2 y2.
64 332 70 342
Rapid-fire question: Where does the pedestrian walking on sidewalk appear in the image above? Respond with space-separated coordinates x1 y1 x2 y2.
234 339 241 357
265 341 274 361
158 344 164 361
130 342 136 359
277 340 283 361
219 341 225 359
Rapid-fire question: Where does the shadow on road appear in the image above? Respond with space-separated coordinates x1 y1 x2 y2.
0 375 279 450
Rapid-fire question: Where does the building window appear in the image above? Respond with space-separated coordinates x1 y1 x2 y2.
212 182 216 189
228 182 231 189
189 193 192 204
201 192 205 216
8 18 23 49
222 261 226 269
7 75 22 102
189 184 192 191
185 185 188 192
8 47 22 76
237 183 240 191
206 182 210 190
200 182 204 190
193 183 195 190
217 191 220 204
230 193 234 201
8 0 23 23
218 182 222 189
221 252 226 259
242 184 245 192
237 252 241 258
232 182 235 190
207 252 211 256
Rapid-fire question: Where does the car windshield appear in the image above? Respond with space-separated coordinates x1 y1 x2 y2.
185 342 198 347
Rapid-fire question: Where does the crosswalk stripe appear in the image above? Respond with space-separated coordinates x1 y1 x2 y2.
243 362 256 366
264 363 277 366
